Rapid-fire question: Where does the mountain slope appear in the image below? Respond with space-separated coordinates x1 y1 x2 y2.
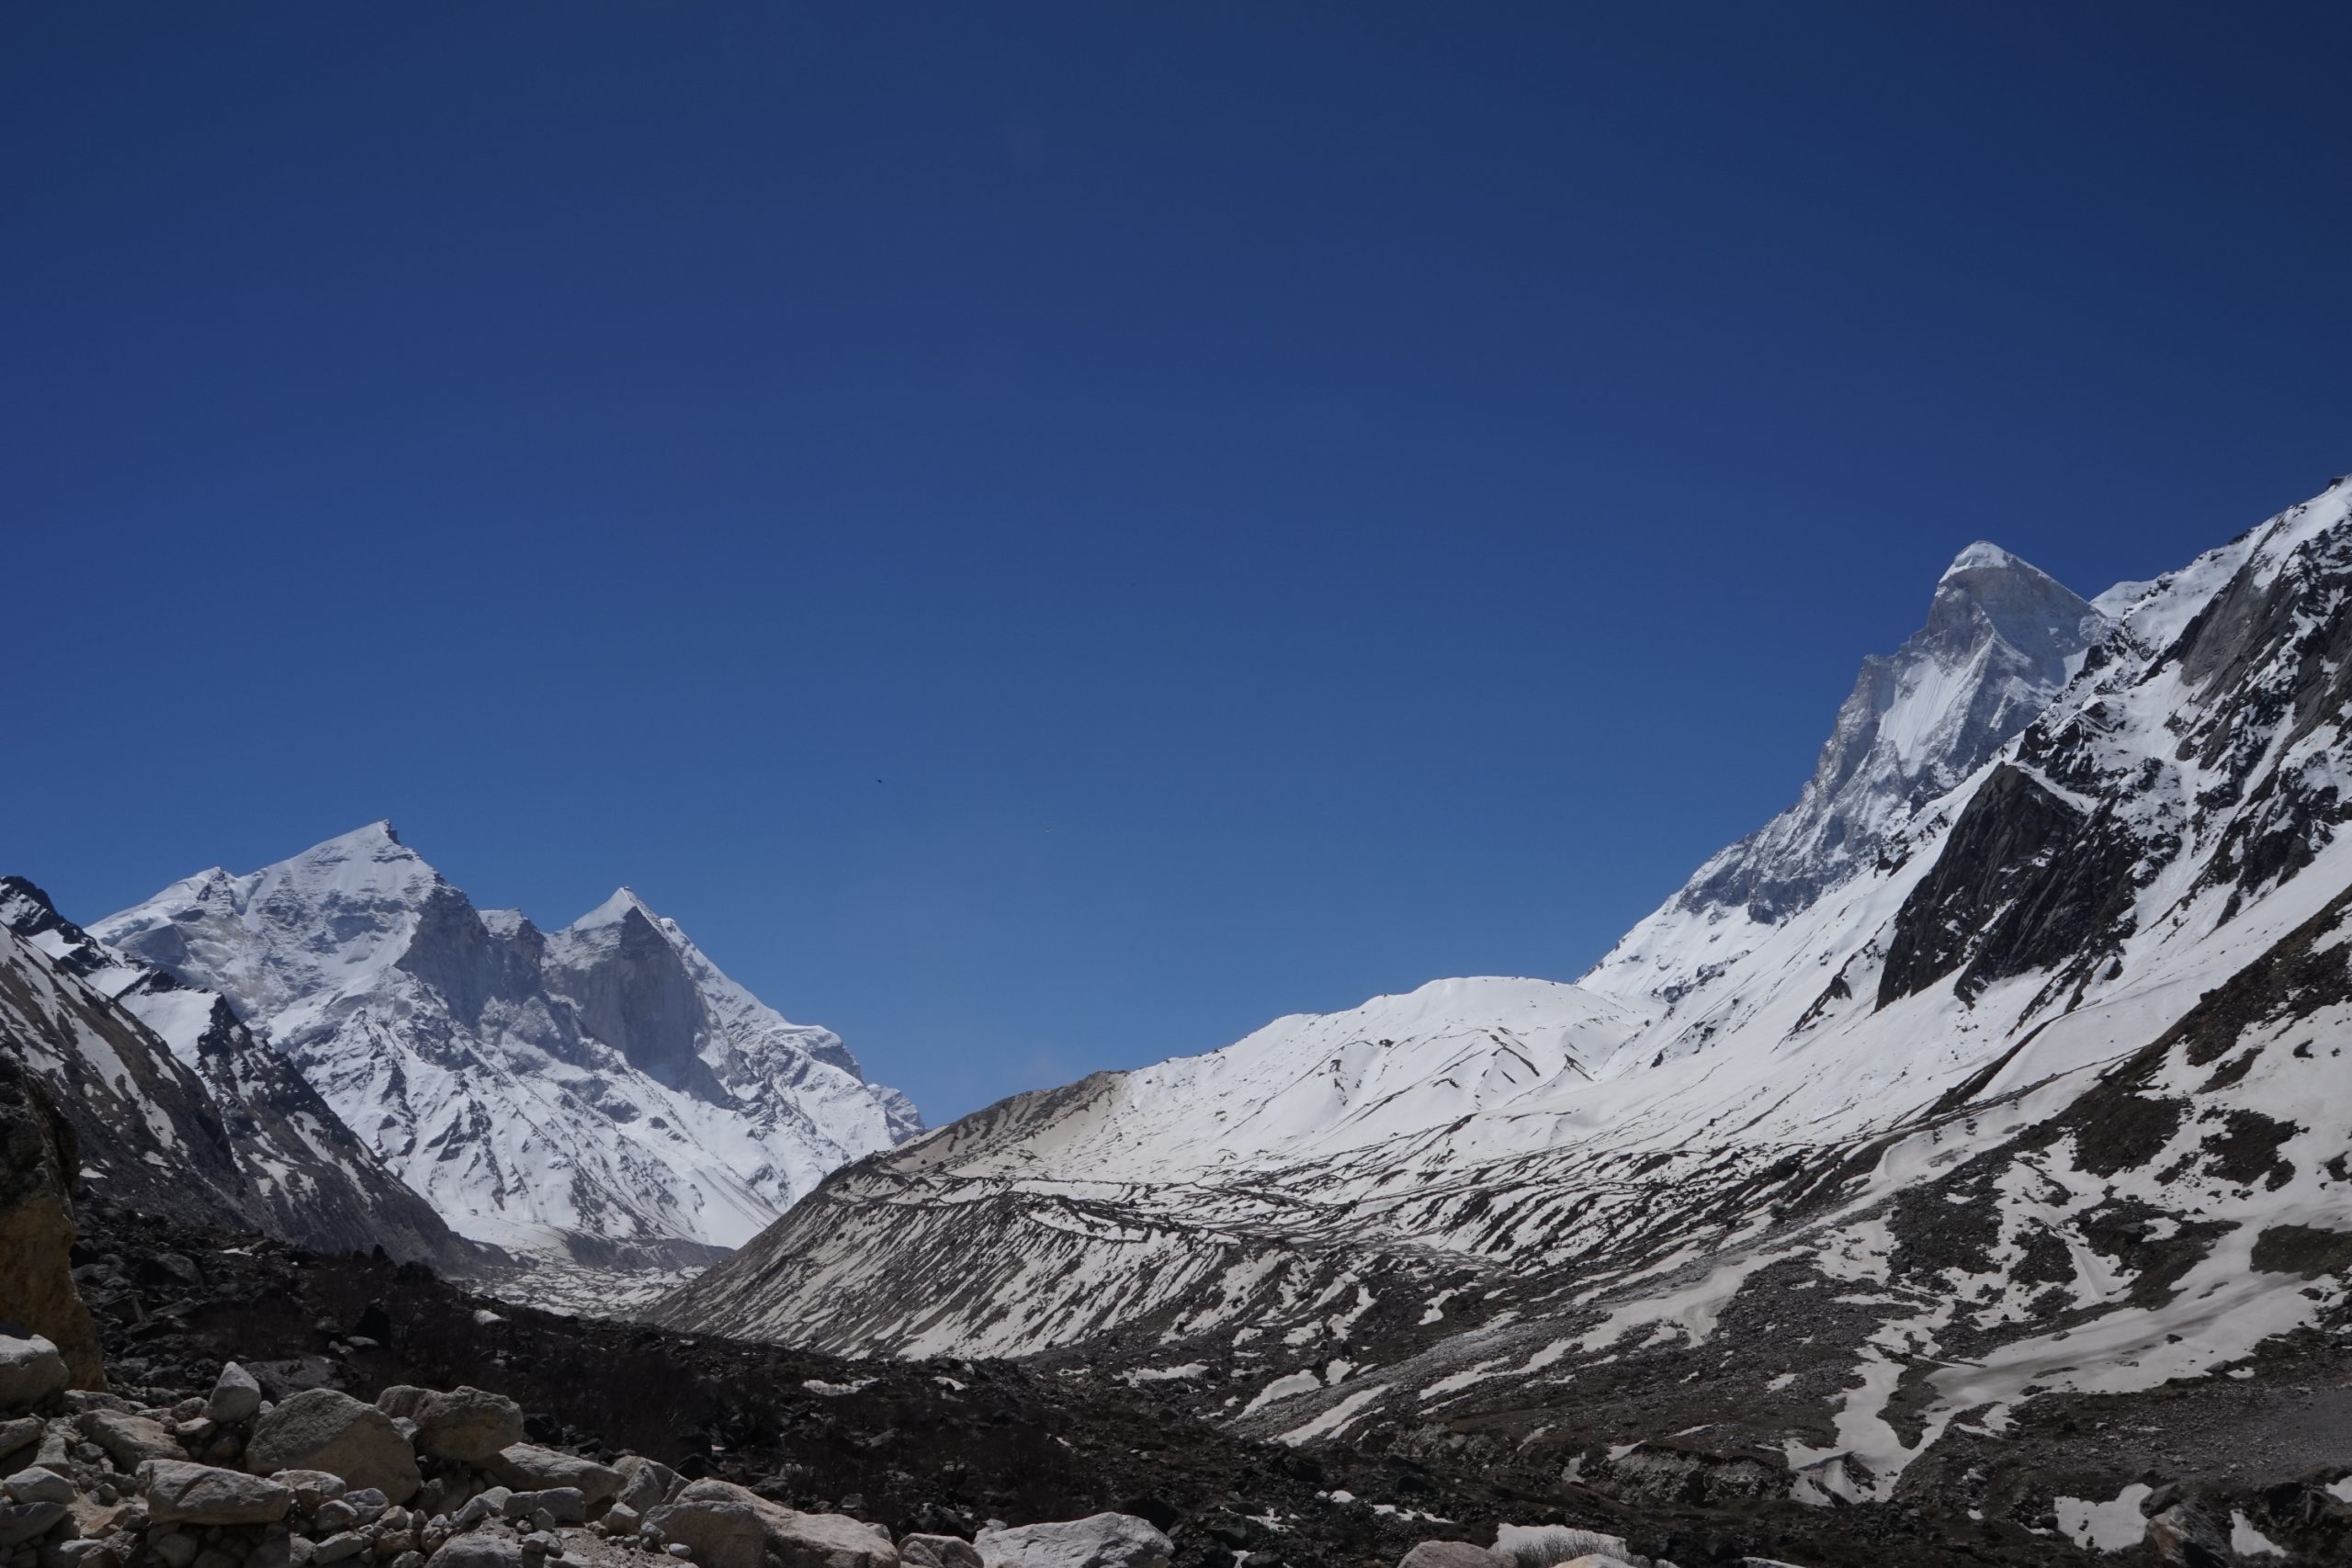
656 475 2352 1534
92 824 918 1271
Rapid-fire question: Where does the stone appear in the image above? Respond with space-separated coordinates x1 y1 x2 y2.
376 1392 521 1467
207 1368 263 1427
667 1550 694 1562
273 1472 348 1514
0 1417 42 1462
0 1501 66 1548
140 1461 291 1527
899 1538 982 1568
148 1530 200 1568
613 1458 676 1516
0 1062 104 1393
246 1393 419 1504
455 1490 513 1530
424 1537 526 1568
314 1503 358 1534
345 1492 389 1528
974 1517 1170 1568
498 1492 583 1529
484 1450 618 1510
2 1473 73 1507
314 1536 369 1566
0 1342 67 1420
72 1412 181 1470
650 1483 896 1568
1395 1547 1504 1568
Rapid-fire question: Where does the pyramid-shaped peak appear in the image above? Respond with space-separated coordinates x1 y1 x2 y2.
565 886 670 934
1940 540 2038 581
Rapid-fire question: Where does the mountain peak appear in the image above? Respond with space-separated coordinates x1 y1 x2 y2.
1939 540 2029 581
567 886 662 933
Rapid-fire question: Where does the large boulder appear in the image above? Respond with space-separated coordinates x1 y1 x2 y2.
648 1479 897 1568
0 1059 103 1391
245 1389 420 1503
141 1459 292 1526
614 1454 679 1514
900 1537 984 1568
377 1385 523 1463
207 1363 264 1425
75 1408 184 1468
0 1336 66 1416
1396 1545 1506 1568
424 1538 526 1568
486 1444 621 1506
975 1515 1171 1568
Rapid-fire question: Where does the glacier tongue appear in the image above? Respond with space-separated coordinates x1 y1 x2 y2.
92 821 917 1269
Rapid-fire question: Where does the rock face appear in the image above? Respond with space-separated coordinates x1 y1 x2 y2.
91 828 918 1271
655 476 2352 1522
247 1389 423 1503
0 1048 102 1390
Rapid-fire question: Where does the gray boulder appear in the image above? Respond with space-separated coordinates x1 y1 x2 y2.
975 1516 1170 1568
486 1446 621 1507
650 1479 897 1568
1396 1546 1505 1568
0 1499 67 1547
141 1459 292 1526
377 1387 523 1464
245 1390 420 1503
424 1537 528 1568
270 1469 347 1512
0 1337 67 1417
0 1416 41 1462
207 1365 264 1425
75 1408 183 1468
4 1466 74 1505
900 1537 983 1568
615 1455 679 1514
502 1488 586 1527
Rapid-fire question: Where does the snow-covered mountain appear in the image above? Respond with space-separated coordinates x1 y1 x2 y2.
0 878 471 1265
1583 540 2109 1015
657 475 2352 1531
92 824 918 1271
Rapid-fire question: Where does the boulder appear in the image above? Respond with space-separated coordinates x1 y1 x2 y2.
4 1467 74 1504
615 1455 679 1514
207 1365 264 1426
74 1409 183 1468
650 1480 897 1568
0 1416 41 1462
0 1059 103 1392
0 1498 67 1547
375 1387 523 1464
900 1537 983 1568
486 1446 620 1507
975 1516 1170 1568
141 1459 291 1526
245 1390 420 1503
1396 1546 1506 1568
270 1469 347 1512
426 1539 527 1568
0 1336 68 1416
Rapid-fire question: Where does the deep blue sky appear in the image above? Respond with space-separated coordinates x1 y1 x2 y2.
8 5 2350 1121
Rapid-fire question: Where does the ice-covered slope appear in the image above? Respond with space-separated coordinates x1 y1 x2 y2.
93 824 918 1270
658 476 2352 1522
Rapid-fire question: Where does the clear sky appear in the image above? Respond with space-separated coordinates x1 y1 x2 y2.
8 5 2350 1122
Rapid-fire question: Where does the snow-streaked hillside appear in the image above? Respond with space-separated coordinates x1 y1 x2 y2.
92 824 918 1269
657 475 2352 1519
